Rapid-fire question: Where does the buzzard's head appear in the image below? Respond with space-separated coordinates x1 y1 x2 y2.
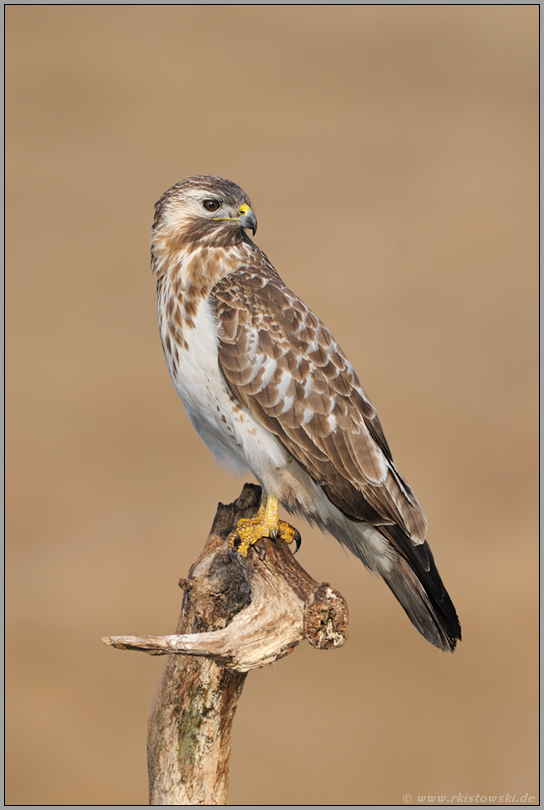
152 176 257 262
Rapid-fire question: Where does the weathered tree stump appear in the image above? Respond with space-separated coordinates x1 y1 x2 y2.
103 483 348 805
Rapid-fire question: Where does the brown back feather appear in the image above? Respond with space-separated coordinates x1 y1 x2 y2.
211 262 427 542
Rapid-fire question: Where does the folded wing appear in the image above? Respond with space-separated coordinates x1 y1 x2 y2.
212 266 427 543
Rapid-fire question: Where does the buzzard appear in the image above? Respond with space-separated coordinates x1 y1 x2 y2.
151 175 461 652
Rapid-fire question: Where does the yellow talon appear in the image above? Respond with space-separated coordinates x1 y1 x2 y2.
277 521 301 549
228 495 301 556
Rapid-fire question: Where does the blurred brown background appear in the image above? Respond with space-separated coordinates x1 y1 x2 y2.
6 6 538 806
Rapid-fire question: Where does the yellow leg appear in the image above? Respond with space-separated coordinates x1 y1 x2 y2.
228 494 301 557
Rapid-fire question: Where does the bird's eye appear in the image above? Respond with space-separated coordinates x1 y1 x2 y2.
203 200 221 212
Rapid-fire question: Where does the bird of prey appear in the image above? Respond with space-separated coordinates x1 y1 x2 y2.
151 175 461 652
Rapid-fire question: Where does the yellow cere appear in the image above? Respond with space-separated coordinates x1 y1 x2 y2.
213 202 252 223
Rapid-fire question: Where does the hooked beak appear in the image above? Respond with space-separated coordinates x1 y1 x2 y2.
237 203 258 235
212 203 258 235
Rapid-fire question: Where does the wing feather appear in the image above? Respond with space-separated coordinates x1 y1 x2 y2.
211 266 427 542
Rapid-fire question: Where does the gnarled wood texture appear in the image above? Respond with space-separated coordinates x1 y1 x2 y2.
103 483 348 805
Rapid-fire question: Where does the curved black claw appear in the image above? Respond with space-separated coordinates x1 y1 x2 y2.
271 523 302 554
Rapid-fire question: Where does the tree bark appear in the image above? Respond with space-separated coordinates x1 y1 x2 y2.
103 483 349 805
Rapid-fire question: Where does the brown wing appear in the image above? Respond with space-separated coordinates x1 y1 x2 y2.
211 265 427 542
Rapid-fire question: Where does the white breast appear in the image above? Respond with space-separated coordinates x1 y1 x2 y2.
164 297 289 479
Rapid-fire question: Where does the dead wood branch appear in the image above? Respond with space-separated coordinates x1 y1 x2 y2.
103 483 348 805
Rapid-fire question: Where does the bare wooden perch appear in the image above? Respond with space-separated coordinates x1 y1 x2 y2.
103 483 348 805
